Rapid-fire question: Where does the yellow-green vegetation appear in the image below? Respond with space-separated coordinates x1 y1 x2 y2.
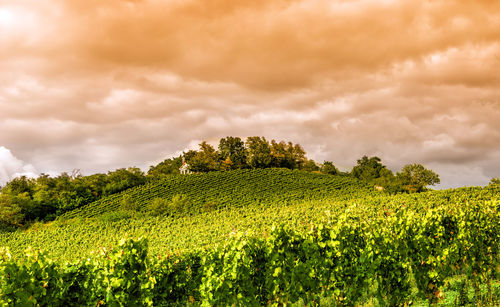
0 169 498 305
58 169 374 220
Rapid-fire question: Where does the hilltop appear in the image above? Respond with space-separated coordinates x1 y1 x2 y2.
59 168 374 220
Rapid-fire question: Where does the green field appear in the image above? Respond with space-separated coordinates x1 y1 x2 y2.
58 168 375 219
0 169 498 305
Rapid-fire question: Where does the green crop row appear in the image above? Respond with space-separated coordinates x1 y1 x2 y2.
0 199 498 306
58 169 374 220
1 185 498 263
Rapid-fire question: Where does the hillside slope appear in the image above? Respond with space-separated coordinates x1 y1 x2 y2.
59 168 374 219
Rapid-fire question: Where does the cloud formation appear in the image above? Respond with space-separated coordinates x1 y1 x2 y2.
0 147 37 186
1 0 499 187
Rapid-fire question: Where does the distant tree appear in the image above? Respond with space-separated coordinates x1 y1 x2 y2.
373 168 402 193
270 140 288 168
183 150 198 163
188 142 219 172
246 136 272 168
489 177 500 187
396 163 440 193
291 143 307 169
302 159 320 172
321 161 338 175
269 140 307 169
104 167 146 195
218 137 248 169
0 194 24 226
1 176 35 197
148 157 182 178
351 156 387 181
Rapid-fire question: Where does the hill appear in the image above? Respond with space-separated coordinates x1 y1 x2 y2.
59 168 374 220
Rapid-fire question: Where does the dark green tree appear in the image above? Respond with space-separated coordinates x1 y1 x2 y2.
246 136 272 168
218 137 248 169
104 168 146 196
351 156 387 181
321 161 338 175
188 142 219 172
148 157 182 178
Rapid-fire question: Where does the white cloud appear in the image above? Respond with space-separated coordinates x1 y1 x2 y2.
0 146 38 186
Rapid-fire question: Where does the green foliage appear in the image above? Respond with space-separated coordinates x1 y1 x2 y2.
121 194 141 212
397 163 440 192
146 194 192 217
0 168 147 224
147 157 182 177
188 141 219 172
0 194 25 227
246 136 272 168
321 161 338 175
218 136 248 169
59 169 373 220
269 140 307 169
146 198 171 216
489 177 500 186
0 167 498 305
351 155 388 181
301 159 320 172
99 211 132 223
0 200 498 306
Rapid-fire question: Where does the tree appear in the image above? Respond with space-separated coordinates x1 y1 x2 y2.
148 157 182 178
396 163 440 193
302 159 320 172
246 136 272 168
291 143 307 169
0 194 24 226
188 142 219 172
218 137 247 169
104 168 146 195
321 161 338 175
1 176 35 197
351 156 387 181
489 177 500 187
269 140 307 169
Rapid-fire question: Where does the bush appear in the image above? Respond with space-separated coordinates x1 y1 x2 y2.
121 195 141 212
147 198 172 216
170 194 192 213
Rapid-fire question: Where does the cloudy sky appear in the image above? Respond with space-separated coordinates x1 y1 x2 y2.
1 0 499 188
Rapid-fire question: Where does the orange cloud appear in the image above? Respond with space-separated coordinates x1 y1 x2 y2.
0 0 499 187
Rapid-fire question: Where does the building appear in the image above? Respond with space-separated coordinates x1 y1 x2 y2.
179 157 191 174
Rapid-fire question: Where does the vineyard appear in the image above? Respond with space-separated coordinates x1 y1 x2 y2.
0 169 498 305
0 199 498 306
58 169 374 220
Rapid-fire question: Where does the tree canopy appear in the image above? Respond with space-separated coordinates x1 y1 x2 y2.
396 163 440 193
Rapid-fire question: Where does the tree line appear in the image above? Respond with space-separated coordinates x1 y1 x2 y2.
149 136 337 175
2 135 485 227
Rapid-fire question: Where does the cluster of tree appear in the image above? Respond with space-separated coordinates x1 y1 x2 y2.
0 168 146 226
148 136 339 176
0 136 446 227
351 156 440 193
148 137 441 194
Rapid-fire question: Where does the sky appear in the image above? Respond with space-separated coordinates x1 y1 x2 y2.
0 0 499 188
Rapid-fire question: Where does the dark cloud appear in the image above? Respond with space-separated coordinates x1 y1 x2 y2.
0 0 499 187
